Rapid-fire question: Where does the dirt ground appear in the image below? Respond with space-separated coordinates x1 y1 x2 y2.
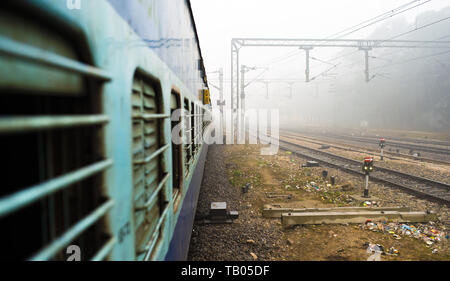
188 144 450 261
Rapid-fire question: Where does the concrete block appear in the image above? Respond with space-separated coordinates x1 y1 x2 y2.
262 205 411 218
281 211 437 228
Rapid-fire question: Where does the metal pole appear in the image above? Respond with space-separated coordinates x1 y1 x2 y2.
241 66 246 114
364 174 369 198
230 42 234 140
301 46 313 82
380 148 384 161
219 68 224 134
239 65 245 141
236 49 240 140
305 49 310 82
364 49 369 83
231 41 240 140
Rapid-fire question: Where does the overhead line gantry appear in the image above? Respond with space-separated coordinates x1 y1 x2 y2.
230 38 450 136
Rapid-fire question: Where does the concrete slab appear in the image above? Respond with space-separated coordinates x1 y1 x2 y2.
302 161 320 167
265 193 292 199
281 211 437 228
263 205 411 218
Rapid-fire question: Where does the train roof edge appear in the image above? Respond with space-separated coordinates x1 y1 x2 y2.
186 0 208 89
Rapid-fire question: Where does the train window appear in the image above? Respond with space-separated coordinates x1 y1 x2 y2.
202 108 206 131
194 105 199 150
130 74 170 261
184 98 191 176
0 6 113 260
191 102 195 154
170 90 183 211
195 105 202 148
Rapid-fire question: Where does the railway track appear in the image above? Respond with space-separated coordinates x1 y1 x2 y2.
318 133 450 156
281 131 450 166
370 135 450 147
278 136 450 206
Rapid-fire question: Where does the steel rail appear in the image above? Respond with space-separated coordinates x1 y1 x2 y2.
278 137 450 206
282 131 450 166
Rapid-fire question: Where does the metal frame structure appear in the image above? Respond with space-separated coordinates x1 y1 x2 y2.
230 38 450 134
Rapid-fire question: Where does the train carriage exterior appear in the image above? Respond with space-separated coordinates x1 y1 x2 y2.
0 0 211 261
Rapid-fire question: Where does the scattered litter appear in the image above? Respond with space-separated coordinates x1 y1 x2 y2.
250 252 258 260
388 247 399 256
362 221 446 247
366 243 385 254
366 243 384 261
246 239 256 244
363 201 378 207
393 234 402 240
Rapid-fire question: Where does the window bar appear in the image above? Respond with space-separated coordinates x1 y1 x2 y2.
0 36 113 81
62 133 70 230
132 113 170 120
29 199 115 261
133 144 170 165
135 173 170 211
140 204 171 260
0 115 110 135
90 237 117 261
0 159 114 218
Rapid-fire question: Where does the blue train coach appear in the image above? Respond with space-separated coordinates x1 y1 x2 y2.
0 0 212 261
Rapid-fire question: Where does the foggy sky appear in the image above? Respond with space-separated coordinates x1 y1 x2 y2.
191 0 450 131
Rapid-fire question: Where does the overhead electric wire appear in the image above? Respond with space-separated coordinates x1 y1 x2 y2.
333 48 450 78
313 0 433 63
320 0 425 42
370 34 450 62
375 14 450 45
251 0 443 86
254 1 428 74
311 16 450 81
259 49 302 68
281 1 436 80
327 0 432 42
373 49 450 70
